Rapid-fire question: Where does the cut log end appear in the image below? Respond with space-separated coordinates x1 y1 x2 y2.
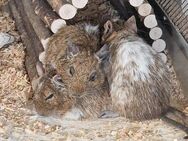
39 51 46 64
152 39 166 52
129 0 144 7
32 0 63 32
158 53 167 63
41 38 50 50
59 4 77 20
138 3 152 17
72 0 88 9
51 19 66 33
144 14 158 28
149 27 163 40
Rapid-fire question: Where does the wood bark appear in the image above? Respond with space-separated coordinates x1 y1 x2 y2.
21 0 52 49
8 0 44 87
46 0 77 20
32 0 66 33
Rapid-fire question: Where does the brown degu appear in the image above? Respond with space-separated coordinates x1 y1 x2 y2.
44 23 109 96
32 58 112 120
96 16 188 123
44 23 100 72
32 23 113 119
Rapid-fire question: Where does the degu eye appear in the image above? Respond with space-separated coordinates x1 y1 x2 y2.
69 66 75 76
45 93 54 101
89 71 97 81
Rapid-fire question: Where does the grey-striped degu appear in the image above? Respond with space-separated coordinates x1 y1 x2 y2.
96 16 188 128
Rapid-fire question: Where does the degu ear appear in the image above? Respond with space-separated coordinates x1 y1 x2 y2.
124 16 137 33
95 44 110 62
102 20 113 42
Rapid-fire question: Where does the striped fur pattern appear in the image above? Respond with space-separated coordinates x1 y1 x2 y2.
97 16 172 120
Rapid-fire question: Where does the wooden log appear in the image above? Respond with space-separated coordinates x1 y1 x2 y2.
129 0 157 26
21 0 52 49
138 3 152 17
158 52 167 63
67 0 119 25
41 38 49 50
129 0 144 7
144 14 158 28
129 0 158 28
71 0 88 9
32 0 66 33
58 4 77 20
39 51 46 64
9 0 44 86
118 0 151 42
149 26 163 40
129 0 167 56
50 19 66 33
152 39 166 52
46 0 77 20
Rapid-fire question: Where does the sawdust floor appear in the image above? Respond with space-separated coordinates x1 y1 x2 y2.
1 3 188 141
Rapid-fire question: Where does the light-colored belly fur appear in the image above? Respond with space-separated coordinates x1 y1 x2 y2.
110 40 170 120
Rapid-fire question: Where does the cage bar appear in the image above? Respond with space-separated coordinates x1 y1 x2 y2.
155 0 188 42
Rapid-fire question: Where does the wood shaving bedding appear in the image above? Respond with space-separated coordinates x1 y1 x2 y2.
0 3 188 141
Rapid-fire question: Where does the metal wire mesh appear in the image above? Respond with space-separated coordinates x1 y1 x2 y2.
155 0 188 42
